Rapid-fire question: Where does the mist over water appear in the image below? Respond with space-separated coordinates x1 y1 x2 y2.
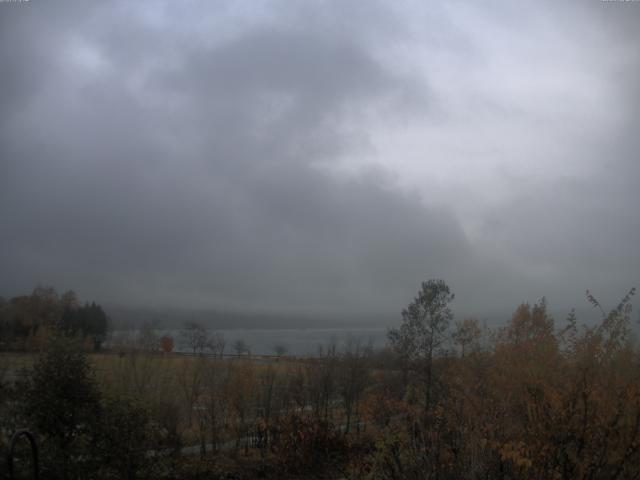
112 327 388 356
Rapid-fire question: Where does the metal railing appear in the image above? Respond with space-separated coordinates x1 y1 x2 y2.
7 430 38 480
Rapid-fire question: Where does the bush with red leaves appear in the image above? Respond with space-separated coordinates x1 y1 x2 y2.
269 414 348 475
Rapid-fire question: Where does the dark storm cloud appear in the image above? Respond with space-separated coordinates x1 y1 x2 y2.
0 0 471 316
1 0 638 321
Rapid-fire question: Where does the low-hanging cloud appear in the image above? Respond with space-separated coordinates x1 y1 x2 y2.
1 0 638 322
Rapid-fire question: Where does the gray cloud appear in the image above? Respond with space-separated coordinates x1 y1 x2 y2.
1 0 638 322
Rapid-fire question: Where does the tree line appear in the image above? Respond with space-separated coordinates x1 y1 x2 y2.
0 286 108 351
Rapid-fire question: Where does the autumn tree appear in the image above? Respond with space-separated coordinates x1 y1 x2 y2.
255 364 279 454
227 362 257 454
281 366 307 416
200 359 230 453
546 288 640 479
160 335 174 353
339 337 372 434
1 287 60 349
177 357 206 428
452 317 482 357
388 279 454 414
307 343 339 423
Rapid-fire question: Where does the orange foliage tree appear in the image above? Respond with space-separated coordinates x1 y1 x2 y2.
160 335 174 353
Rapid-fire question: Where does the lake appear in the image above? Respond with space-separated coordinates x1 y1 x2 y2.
111 327 389 356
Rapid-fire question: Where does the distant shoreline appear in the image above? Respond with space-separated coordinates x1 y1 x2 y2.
108 326 388 356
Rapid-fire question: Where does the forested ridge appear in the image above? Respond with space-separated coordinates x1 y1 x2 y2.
1 281 639 479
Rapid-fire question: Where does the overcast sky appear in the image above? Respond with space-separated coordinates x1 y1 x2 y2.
1 0 638 321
